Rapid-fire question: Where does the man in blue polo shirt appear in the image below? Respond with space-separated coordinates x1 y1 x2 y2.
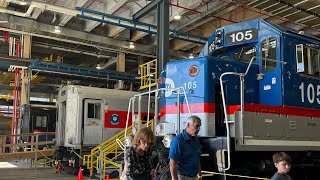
169 115 202 180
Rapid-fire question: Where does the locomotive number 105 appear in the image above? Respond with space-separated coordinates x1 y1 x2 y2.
299 82 320 104
226 28 258 44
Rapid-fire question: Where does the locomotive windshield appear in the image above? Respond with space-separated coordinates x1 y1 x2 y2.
212 45 256 63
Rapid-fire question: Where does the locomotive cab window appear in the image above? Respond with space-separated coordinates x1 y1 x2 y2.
234 46 256 63
87 103 101 119
261 37 277 72
296 44 320 77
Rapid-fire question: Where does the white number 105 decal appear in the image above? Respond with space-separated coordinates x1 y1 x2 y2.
229 30 253 43
299 82 320 104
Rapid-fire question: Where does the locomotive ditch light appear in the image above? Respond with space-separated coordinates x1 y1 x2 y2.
216 29 223 37
189 65 199 77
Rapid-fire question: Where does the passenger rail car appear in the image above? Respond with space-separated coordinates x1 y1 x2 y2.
159 19 320 179
55 85 153 173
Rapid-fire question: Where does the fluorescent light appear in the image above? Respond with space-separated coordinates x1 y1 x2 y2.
54 26 61 33
129 42 135 49
174 13 181 20
96 63 101 69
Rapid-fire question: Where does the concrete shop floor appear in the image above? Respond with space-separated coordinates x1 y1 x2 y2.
0 161 79 180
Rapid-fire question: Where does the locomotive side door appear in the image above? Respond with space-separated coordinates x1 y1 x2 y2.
259 35 282 106
83 99 104 145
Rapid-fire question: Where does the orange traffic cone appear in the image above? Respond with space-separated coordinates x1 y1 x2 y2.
105 175 110 180
76 167 83 180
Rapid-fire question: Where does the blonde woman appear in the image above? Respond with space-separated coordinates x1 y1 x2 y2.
121 127 155 180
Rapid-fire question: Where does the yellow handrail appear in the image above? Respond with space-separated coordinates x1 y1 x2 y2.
140 59 157 90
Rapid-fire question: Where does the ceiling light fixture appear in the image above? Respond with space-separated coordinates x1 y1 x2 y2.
189 53 194 59
54 26 61 33
174 12 181 20
129 42 135 49
96 63 102 70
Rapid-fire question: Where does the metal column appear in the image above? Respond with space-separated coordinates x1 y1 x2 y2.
157 0 169 77
132 0 170 78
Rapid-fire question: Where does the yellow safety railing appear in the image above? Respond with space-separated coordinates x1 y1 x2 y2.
84 120 154 178
140 59 157 90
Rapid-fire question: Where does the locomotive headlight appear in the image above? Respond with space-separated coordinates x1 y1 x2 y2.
216 39 222 44
124 136 133 147
189 65 199 77
216 30 223 37
162 134 175 148
215 29 224 46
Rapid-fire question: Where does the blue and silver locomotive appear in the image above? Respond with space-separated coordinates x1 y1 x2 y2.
158 19 320 179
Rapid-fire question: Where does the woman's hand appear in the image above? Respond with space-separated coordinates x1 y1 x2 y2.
150 169 156 180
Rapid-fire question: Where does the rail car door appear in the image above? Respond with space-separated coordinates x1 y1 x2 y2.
83 99 104 145
259 35 282 106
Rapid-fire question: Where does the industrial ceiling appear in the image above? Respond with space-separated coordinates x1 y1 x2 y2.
0 0 318 96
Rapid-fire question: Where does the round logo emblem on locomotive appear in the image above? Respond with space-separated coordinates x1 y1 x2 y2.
110 114 120 125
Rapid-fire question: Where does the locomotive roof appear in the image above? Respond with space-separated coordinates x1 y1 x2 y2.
59 85 139 99
261 19 320 42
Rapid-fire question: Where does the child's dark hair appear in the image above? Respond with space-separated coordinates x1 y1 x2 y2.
272 152 292 163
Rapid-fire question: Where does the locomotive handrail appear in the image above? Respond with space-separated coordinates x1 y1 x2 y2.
124 87 191 138
219 56 256 171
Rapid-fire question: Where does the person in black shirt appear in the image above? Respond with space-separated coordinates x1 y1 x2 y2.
121 127 155 180
271 152 292 180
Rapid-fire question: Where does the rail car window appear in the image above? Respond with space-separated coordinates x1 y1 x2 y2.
296 44 320 77
261 37 277 72
87 103 101 119
234 46 256 63
35 116 47 127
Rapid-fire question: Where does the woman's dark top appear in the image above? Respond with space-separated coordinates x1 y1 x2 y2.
122 146 153 180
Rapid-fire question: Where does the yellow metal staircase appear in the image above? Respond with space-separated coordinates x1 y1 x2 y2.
84 120 154 178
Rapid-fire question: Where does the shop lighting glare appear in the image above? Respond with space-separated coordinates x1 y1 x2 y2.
54 26 61 33
129 42 135 49
189 53 194 59
174 13 181 20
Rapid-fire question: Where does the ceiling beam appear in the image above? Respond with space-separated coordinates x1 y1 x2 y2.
0 13 158 56
129 0 203 41
59 0 89 27
84 0 129 32
31 8 42 19
170 4 270 50
132 0 158 20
